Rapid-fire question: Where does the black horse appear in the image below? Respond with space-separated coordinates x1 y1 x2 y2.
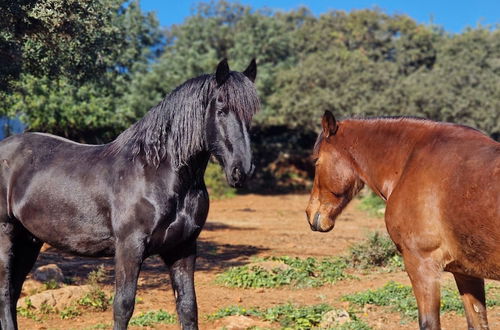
0 59 259 330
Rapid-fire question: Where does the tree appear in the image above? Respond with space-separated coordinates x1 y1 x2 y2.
0 0 163 142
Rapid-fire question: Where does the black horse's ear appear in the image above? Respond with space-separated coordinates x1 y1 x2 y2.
243 58 257 82
322 111 338 138
216 58 230 85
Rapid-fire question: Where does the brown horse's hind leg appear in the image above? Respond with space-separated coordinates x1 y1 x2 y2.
453 273 489 330
403 254 442 330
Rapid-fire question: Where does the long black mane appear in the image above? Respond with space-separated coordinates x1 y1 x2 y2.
105 71 259 168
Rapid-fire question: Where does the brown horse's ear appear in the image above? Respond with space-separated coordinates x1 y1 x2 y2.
243 58 257 82
322 111 338 138
216 58 230 85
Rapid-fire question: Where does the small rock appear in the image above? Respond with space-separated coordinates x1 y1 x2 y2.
33 264 64 283
320 309 351 328
218 315 270 330
17 285 92 310
21 280 45 297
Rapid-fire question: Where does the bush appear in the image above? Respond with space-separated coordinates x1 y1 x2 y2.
78 265 110 311
60 306 82 320
215 256 352 288
207 303 371 329
204 161 236 199
348 232 403 271
358 191 385 217
129 310 177 327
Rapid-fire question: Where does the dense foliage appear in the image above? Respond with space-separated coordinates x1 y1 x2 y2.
1 0 499 187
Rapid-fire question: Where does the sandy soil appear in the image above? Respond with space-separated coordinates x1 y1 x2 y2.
18 194 500 329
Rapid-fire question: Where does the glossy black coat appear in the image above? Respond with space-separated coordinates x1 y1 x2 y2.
0 59 258 330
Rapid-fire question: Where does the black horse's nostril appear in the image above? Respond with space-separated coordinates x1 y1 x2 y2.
313 212 321 231
231 167 246 186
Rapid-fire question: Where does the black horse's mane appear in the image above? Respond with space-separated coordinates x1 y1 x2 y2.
104 71 259 168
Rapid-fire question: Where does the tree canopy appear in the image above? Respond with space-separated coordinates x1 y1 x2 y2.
1 0 499 142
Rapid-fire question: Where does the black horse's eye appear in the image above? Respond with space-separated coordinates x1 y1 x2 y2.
216 97 227 115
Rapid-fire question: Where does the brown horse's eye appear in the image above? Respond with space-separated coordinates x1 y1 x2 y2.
332 191 342 198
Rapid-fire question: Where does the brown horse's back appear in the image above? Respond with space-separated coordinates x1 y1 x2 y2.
387 124 500 280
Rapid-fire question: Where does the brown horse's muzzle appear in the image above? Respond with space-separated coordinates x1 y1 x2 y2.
306 199 336 232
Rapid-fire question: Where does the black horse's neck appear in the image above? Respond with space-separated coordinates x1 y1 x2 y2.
104 75 214 169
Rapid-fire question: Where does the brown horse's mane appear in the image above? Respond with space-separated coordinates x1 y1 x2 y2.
313 116 493 160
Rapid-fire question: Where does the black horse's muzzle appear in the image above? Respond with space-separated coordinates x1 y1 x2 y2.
227 162 254 188
230 167 246 187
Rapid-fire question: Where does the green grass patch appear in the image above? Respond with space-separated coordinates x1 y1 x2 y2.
347 232 403 271
60 305 82 320
129 310 177 327
43 279 61 290
77 286 110 311
216 256 353 288
343 281 500 320
78 265 111 311
205 161 236 199
358 191 385 217
17 298 41 322
207 303 371 329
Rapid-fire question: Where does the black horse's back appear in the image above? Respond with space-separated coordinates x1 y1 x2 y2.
0 133 117 256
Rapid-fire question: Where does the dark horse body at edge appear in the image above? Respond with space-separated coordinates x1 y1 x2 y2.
0 59 259 330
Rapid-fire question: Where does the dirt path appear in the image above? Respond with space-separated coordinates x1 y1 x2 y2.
18 194 500 329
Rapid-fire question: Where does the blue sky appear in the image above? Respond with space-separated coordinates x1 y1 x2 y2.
141 0 499 33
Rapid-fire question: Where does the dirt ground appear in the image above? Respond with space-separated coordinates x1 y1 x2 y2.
18 194 500 329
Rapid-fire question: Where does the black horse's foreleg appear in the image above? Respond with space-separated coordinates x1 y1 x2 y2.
0 223 15 330
0 222 41 330
10 231 42 324
112 239 144 330
161 241 198 330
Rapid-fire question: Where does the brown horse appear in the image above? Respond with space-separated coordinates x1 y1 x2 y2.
306 111 500 330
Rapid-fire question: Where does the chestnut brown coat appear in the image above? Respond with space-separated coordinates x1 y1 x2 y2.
306 111 500 330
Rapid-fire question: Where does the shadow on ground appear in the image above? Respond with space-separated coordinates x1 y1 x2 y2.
32 221 267 289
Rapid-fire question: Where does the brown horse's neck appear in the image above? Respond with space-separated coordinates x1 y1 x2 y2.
338 118 432 200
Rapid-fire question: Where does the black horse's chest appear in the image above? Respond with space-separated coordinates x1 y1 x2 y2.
147 188 209 254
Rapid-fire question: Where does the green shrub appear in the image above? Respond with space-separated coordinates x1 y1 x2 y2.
43 279 60 290
60 305 82 319
348 232 403 271
39 302 56 314
77 287 110 311
17 298 40 321
343 281 418 320
87 265 107 285
216 256 352 288
262 303 332 329
204 161 236 199
206 305 260 320
129 310 177 327
358 191 385 217
207 303 331 328
78 265 110 311
207 303 371 329
343 281 500 320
